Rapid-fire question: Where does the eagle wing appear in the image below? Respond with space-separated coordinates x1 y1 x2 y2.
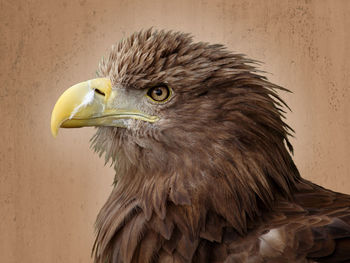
94 184 350 263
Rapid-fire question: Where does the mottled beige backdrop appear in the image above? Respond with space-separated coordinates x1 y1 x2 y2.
1 0 349 262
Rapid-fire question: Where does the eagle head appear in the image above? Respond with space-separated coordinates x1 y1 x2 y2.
51 29 300 238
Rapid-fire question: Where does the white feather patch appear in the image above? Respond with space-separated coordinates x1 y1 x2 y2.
259 228 286 257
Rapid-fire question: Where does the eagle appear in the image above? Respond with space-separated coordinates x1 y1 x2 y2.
51 29 350 263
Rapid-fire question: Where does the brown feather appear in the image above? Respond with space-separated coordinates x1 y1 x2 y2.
85 29 350 262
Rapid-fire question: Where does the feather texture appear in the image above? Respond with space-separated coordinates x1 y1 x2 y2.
87 29 350 262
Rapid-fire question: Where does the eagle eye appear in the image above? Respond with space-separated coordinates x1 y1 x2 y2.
147 84 171 102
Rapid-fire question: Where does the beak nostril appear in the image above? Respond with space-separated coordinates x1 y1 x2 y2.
94 88 105 96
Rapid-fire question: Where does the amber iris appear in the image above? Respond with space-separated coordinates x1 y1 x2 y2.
147 85 170 102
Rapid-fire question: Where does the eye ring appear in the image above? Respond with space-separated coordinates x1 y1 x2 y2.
147 84 171 103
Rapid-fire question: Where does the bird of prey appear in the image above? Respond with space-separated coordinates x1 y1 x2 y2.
51 29 350 263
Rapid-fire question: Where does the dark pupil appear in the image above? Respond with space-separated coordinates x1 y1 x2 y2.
154 88 163 97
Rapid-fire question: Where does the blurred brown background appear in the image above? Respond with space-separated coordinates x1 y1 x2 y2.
1 0 349 262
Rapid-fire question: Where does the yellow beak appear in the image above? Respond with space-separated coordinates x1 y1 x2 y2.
51 78 158 137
